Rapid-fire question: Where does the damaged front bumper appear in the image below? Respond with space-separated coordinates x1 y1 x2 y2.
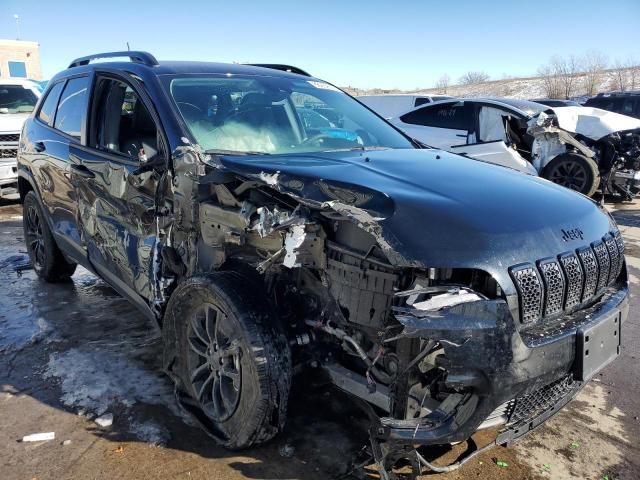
371 286 628 447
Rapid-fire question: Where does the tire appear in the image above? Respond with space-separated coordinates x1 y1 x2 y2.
542 153 600 197
163 272 291 449
22 191 77 282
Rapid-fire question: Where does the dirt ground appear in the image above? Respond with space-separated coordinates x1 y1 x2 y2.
1 196 639 480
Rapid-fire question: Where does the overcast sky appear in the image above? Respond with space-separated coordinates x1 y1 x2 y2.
2 0 639 89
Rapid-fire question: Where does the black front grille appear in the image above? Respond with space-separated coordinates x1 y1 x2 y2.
0 148 18 159
605 235 621 284
559 253 583 309
0 133 19 143
510 265 543 323
510 231 624 323
578 247 598 301
509 375 581 426
592 241 610 294
539 260 565 316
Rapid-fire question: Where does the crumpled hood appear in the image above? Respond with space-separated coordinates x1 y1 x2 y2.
532 106 640 141
0 113 29 134
218 148 613 280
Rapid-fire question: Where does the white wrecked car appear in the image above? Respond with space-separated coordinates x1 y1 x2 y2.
389 98 640 198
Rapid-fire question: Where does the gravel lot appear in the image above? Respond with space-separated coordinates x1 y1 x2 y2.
1 196 639 480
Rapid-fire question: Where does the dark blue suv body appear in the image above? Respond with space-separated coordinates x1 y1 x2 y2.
17 52 629 474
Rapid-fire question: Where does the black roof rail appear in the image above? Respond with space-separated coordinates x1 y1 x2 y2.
68 51 159 69
246 64 311 77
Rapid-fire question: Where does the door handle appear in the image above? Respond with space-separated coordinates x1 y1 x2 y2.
70 163 95 179
455 134 467 137
34 141 46 152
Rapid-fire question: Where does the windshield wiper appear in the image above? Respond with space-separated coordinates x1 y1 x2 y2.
325 146 391 152
204 149 270 156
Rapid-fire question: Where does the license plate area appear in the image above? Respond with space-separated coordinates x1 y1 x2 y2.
575 311 621 381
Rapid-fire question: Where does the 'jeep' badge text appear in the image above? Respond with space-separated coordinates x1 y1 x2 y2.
561 227 584 242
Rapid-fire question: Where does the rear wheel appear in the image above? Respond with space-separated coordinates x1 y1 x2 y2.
22 191 77 282
164 272 291 449
542 153 600 197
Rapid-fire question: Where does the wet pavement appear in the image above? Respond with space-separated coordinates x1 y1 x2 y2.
1 197 639 480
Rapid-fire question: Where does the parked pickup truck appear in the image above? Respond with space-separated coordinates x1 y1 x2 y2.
0 79 42 199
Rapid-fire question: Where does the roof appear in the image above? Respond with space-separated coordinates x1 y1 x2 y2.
56 51 315 84
464 97 548 117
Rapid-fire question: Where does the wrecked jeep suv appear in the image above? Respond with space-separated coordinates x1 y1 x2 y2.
17 52 628 473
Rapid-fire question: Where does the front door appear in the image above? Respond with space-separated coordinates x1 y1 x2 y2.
71 73 164 318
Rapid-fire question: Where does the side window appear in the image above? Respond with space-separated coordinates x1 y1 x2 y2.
622 98 635 116
54 76 90 139
93 77 158 161
414 97 431 107
37 82 64 126
401 103 474 130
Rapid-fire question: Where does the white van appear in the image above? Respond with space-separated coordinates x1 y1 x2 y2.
357 94 453 119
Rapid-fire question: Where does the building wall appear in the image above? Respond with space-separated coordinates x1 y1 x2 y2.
0 40 42 80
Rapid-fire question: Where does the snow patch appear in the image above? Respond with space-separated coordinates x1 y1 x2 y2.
44 348 177 416
128 419 171 446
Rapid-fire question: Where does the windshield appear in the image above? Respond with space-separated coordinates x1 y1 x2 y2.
0 85 38 114
167 75 413 154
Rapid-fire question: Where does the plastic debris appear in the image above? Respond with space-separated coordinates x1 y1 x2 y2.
113 445 125 454
95 413 114 427
478 461 484 465
22 432 55 442
495 460 509 468
62 440 72 446
279 443 295 458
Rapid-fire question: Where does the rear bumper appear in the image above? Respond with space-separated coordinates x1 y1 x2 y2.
374 285 628 446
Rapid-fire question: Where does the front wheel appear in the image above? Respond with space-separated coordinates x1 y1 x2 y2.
163 272 291 449
542 153 600 197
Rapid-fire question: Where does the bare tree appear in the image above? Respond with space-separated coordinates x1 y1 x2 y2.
628 57 640 90
554 55 581 99
610 59 628 91
582 50 608 96
458 71 490 85
537 63 563 99
435 74 451 93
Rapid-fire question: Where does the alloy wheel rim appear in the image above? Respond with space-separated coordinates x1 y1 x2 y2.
25 205 45 270
187 303 242 422
549 160 588 191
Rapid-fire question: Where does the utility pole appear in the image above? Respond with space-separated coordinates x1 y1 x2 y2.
14 14 20 40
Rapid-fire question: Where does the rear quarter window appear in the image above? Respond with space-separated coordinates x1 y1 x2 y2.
400 102 474 130
54 76 91 140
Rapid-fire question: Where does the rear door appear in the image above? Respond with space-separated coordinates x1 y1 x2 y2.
70 72 164 318
25 75 92 263
393 101 474 148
